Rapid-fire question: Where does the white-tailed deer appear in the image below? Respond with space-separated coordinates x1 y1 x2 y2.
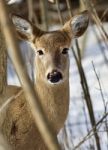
0 11 89 150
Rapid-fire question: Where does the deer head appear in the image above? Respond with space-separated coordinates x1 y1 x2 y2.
11 10 89 85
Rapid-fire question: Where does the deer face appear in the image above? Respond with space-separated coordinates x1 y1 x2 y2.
33 31 70 84
11 10 89 85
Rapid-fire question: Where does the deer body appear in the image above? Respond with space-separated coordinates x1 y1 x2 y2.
0 11 89 150
1 82 69 150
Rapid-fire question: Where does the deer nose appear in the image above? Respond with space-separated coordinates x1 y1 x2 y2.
47 70 63 83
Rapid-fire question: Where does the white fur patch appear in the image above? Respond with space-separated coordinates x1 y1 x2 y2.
13 16 32 34
71 14 88 33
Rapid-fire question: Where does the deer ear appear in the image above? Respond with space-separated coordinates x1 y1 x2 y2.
62 10 89 39
11 14 42 41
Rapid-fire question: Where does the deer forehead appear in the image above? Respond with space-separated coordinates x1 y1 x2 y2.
35 31 71 51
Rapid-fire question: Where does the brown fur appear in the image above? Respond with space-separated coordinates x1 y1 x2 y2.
0 11 89 150
0 32 70 150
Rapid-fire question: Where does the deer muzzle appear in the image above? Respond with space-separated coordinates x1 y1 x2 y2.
47 70 63 83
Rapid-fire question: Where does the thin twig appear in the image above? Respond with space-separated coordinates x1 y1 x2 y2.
27 0 39 26
72 46 101 150
92 62 106 112
40 0 48 30
27 0 34 21
73 112 108 150
101 8 108 21
82 0 108 44
91 23 108 66
56 0 64 25
92 61 108 148
64 1 101 147
65 0 73 18
0 90 23 113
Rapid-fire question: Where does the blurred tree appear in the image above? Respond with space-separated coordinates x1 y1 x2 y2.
0 26 7 94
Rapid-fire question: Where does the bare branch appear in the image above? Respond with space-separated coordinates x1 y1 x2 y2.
56 0 64 25
73 112 108 150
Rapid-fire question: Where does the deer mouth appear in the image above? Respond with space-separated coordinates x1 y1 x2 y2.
47 70 63 84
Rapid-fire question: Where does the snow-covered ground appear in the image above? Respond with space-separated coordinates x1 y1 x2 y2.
8 24 108 150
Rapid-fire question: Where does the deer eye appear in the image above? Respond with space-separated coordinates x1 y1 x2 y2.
37 50 44 55
62 48 69 54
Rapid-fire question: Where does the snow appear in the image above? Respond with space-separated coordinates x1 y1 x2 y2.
7 24 108 149
7 0 22 5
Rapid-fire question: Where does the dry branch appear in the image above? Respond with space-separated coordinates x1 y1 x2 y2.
101 8 108 21
40 0 48 30
0 90 23 113
27 0 34 21
65 0 101 149
72 47 101 150
27 0 39 26
56 0 64 25
56 0 101 148
92 61 108 146
66 0 73 18
82 0 108 44
73 111 108 150
91 26 108 66
0 26 7 94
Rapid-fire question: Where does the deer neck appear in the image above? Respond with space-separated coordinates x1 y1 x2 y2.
34 76 69 132
35 77 69 101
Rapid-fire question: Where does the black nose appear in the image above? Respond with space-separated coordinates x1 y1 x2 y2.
47 70 63 83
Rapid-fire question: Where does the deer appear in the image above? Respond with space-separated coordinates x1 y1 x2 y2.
0 10 89 150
